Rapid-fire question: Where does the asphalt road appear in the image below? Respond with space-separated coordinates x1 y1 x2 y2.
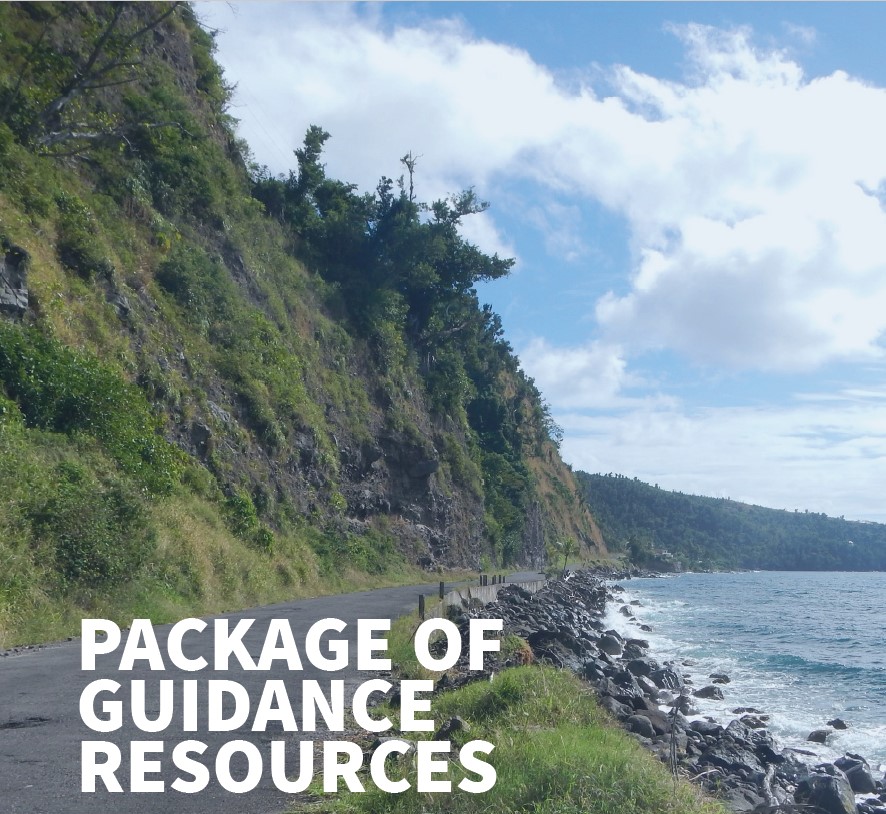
0 573 543 814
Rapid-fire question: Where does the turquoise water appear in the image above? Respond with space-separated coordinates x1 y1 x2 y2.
604 571 886 768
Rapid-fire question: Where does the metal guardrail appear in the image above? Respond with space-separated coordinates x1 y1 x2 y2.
421 579 546 619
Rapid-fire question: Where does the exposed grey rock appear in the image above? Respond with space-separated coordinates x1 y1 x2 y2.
739 714 768 729
794 768 856 814
598 695 632 719
697 741 764 778
625 657 657 677
408 457 440 479
0 238 29 315
833 753 876 793
721 784 767 813
694 684 725 700
807 728 831 744
635 675 660 699
650 666 684 690
598 633 623 656
625 714 656 738
465 570 880 814
689 719 724 739
433 716 467 740
190 421 214 457
108 291 131 316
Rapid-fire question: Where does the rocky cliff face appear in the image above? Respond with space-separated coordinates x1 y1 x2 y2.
0 239 28 316
0 1 603 591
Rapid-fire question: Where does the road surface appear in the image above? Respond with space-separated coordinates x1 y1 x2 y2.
0 573 543 814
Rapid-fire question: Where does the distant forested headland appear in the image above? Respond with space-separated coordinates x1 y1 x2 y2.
577 473 886 571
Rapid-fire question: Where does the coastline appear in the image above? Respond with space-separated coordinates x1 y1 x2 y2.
606 570 886 764
467 569 886 814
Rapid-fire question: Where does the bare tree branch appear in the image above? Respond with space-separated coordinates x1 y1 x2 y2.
37 3 183 142
36 120 196 155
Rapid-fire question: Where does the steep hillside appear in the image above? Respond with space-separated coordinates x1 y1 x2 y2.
577 472 886 571
0 2 602 645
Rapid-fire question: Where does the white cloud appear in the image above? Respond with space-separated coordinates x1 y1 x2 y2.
455 210 518 263
204 6 886 373
203 3 564 195
518 338 646 411
560 397 886 522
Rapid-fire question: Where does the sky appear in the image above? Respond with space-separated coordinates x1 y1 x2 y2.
197 2 886 523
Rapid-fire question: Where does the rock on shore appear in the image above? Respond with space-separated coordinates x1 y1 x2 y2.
451 570 886 814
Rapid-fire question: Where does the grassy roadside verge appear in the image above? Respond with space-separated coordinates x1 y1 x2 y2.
0 492 476 649
303 609 726 814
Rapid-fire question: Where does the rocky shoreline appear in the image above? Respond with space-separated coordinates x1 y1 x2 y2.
451 569 886 814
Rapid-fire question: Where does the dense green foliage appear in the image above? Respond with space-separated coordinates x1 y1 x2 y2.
0 2 596 644
578 473 886 571
0 322 182 493
250 126 567 556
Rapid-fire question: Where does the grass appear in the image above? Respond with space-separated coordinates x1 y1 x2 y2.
0 456 476 649
277 583 721 814
312 665 726 814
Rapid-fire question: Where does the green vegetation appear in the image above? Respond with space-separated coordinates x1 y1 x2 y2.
251 127 572 558
0 2 600 646
0 322 182 493
578 472 886 571
328 606 720 814
324 666 724 814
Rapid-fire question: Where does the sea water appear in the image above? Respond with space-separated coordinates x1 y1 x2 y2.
603 571 886 769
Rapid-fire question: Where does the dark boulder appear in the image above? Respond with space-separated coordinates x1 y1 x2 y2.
633 708 672 736
697 742 764 778
794 768 856 814
622 638 650 660
598 633 623 656
807 728 831 744
625 714 656 738
650 666 684 690
834 753 876 794
408 457 440 479
625 658 657 677
721 784 768 813
433 716 467 740
635 675 660 699
693 684 725 700
725 719 753 744
689 719 724 739
598 695 632 719
0 238 29 315
610 668 642 691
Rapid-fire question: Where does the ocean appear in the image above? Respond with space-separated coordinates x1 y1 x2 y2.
603 570 886 769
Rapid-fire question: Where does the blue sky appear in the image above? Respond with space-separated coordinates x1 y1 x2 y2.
198 2 886 522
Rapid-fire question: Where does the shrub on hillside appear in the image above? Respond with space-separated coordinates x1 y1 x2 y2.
0 323 181 494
